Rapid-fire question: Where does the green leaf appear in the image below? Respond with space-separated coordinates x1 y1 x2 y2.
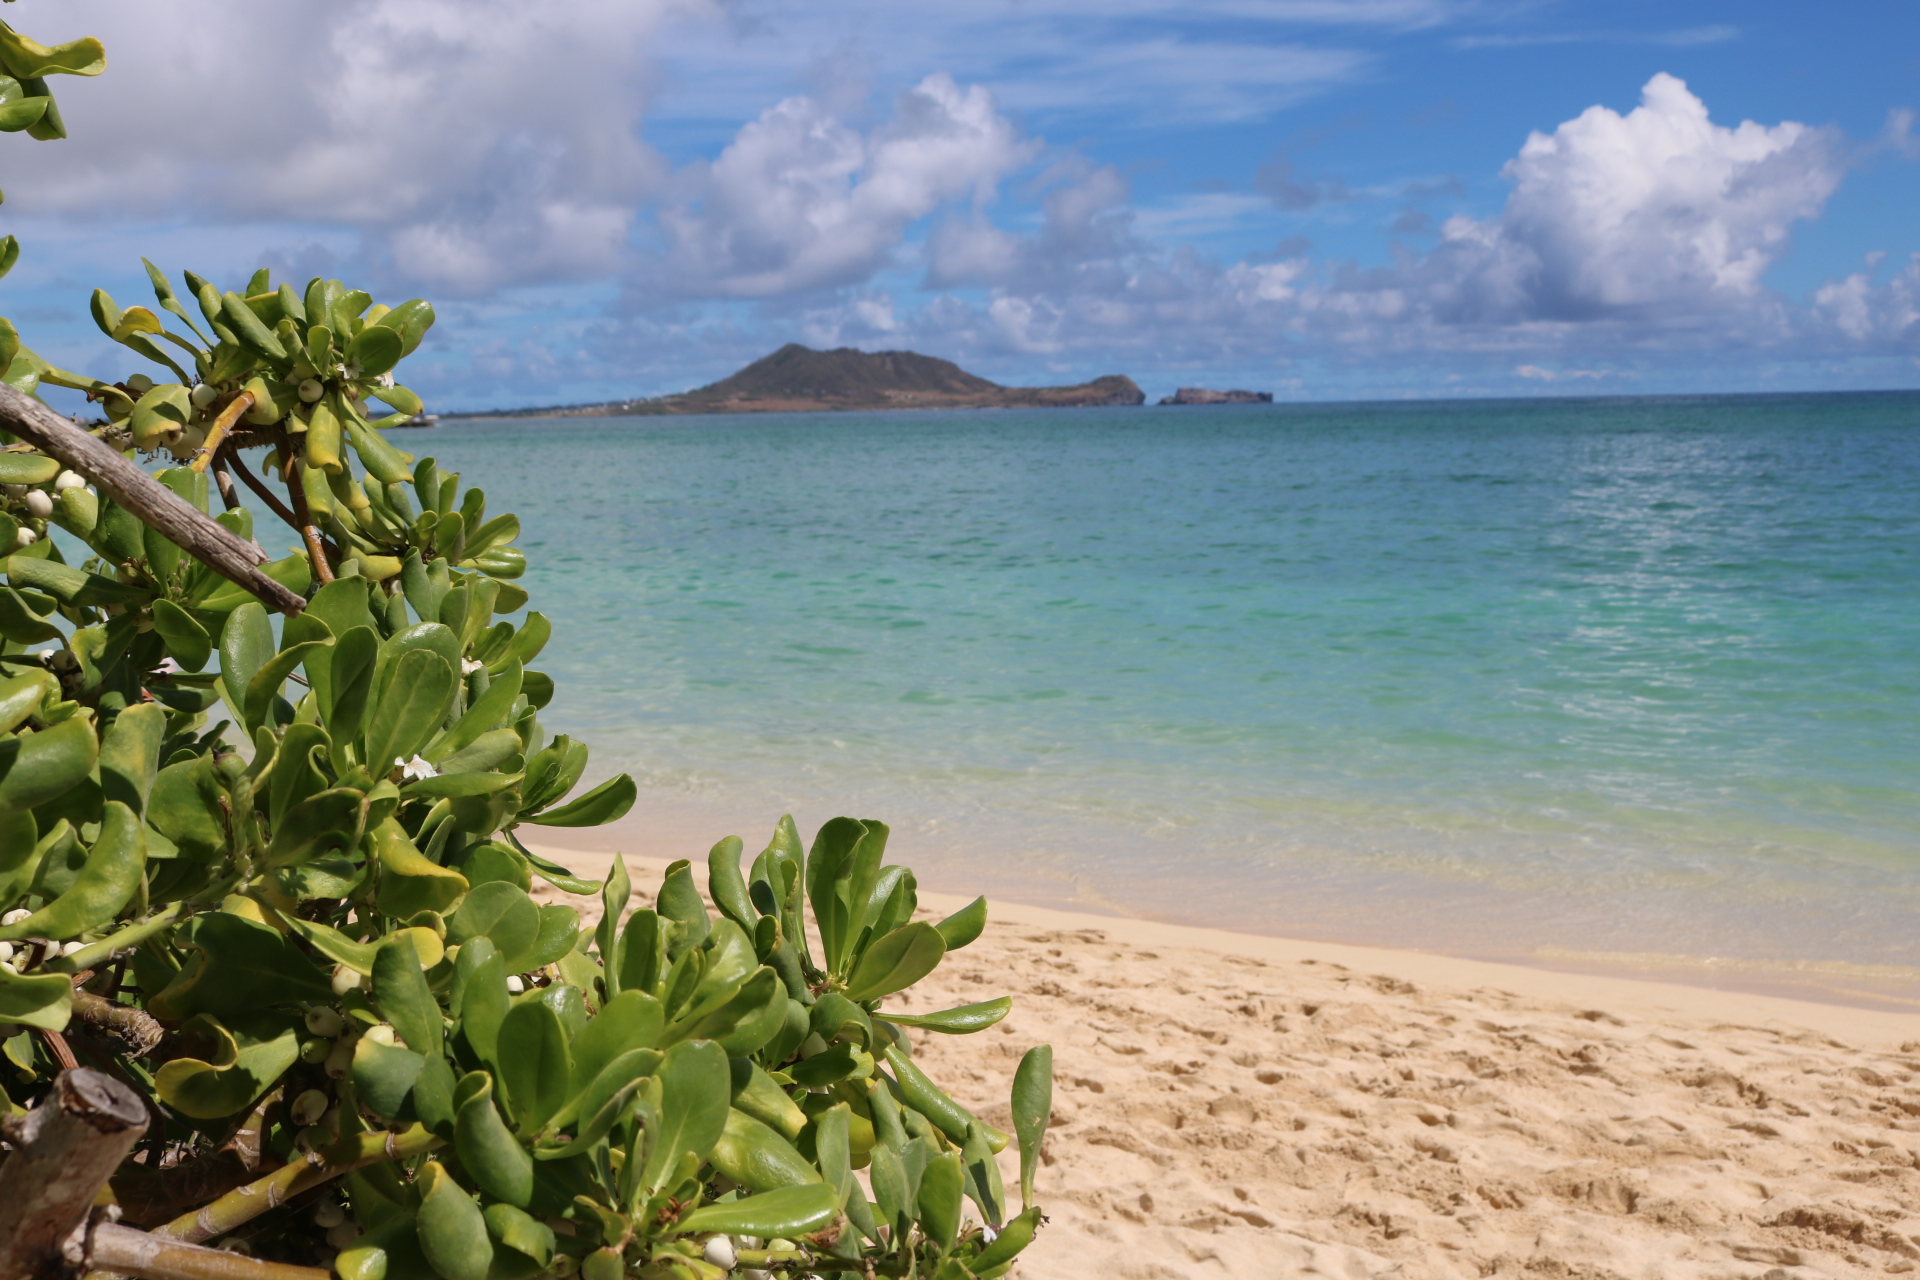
348 324 404 377
875 996 1010 1035
522 772 635 827
151 599 211 672
706 835 757 932
97 702 164 820
447 881 541 969
373 932 442 1056
0 28 107 78
0 453 56 485
842 921 946 1004
424 659 522 763
510 836 601 895
483 1203 553 1269
1012 1044 1052 1211
351 1036 426 1119
673 1183 839 1240
662 966 784 1056
456 1072 534 1207
154 1013 301 1119
642 1039 730 1195
220 291 286 361
324 625 378 746
360 647 455 771
565 989 664 1100
933 895 988 951
517 904 580 972
218 602 274 722
244 638 330 732
265 788 365 868
0 800 144 943
147 910 332 1021
0 962 71 1030
0 585 60 644
961 1119 1006 1228
496 999 570 1133
917 1150 965 1253
414 1161 491 1280
710 1106 822 1192
594 854 630 999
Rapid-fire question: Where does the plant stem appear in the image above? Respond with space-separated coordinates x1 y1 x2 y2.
0 385 304 615
188 392 254 475
275 442 334 585
84 1222 330 1280
222 447 300 532
154 1124 442 1245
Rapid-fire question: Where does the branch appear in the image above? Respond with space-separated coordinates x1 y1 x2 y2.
187 393 253 475
0 387 305 616
84 1224 328 1280
0 1068 149 1278
221 448 298 533
155 1124 441 1244
273 440 333 586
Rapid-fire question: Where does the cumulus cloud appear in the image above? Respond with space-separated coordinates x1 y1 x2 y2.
850 72 1892 376
652 74 1035 297
8 0 691 294
1421 73 1842 323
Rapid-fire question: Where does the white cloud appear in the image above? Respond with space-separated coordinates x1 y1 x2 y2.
7 0 693 294
1422 73 1842 323
655 74 1035 297
875 73 1867 372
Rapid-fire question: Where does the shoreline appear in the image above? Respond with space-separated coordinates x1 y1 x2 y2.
526 841 1920 1052
524 802 1920 1017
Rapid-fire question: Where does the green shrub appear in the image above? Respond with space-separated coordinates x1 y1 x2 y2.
0 10 1051 1278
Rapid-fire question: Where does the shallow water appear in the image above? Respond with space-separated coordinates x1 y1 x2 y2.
424 393 1920 995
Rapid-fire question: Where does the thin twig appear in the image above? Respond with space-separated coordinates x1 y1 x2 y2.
210 456 242 511
222 447 299 531
188 391 253 474
0 385 303 615
38 1025 81 1071
275 438 334 585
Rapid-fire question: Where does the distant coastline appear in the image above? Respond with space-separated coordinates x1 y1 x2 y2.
442 344 1147 420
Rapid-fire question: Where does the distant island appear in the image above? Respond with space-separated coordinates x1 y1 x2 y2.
1159 387 1272 405
447 345 1146 419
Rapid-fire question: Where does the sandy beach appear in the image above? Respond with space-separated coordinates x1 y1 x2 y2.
530 840 1920 1280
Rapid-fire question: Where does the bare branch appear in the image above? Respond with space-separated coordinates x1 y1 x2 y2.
0 387 305 616
83 1223 329 1280
0 1068 148 1278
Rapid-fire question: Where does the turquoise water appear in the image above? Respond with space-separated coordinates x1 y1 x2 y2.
425 394 1920 989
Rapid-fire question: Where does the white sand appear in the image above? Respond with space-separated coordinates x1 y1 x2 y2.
536 845 1920 1280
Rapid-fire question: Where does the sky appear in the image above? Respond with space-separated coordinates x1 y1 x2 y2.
3 0 1918 410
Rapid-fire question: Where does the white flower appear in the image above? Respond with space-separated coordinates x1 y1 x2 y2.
24 490 52 519
1 909 30 926
505 975 526 994
14 528 35 547
462 659 484 676
703 1236 737 1271
397 755 436 782
54 470 86 492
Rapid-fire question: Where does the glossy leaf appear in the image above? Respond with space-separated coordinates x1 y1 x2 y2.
1012 1043 1053 1211
641 1039 729 1195
372 932 442 1055
842 921 946 1004
455 1072 534 1207
151 599 211 672
933 895 988 951
0 799 145 942
497 999 570 1133
0 713 95 815
154 1013 301 1119
414 1161 491 1280
523 772 635 827
673 1182 839 1240
710 1106 821 1192
875 996 1011 1035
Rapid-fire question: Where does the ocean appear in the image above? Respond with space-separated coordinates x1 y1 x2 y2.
425 393 1920 1003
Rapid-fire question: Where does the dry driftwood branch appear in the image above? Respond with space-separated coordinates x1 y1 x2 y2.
0 1067 149 1278
0 385 305 615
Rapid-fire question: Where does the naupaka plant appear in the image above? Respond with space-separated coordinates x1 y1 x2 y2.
0 8 1052 1280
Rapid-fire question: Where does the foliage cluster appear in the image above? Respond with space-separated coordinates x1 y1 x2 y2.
0 10 1051 1279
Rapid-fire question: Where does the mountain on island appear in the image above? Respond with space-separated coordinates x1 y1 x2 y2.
450 345 1145 418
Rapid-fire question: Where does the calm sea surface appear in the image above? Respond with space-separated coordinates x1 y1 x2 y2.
424 394 1920 998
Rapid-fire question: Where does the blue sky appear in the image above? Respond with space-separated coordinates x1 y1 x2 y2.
4 0 1918 411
